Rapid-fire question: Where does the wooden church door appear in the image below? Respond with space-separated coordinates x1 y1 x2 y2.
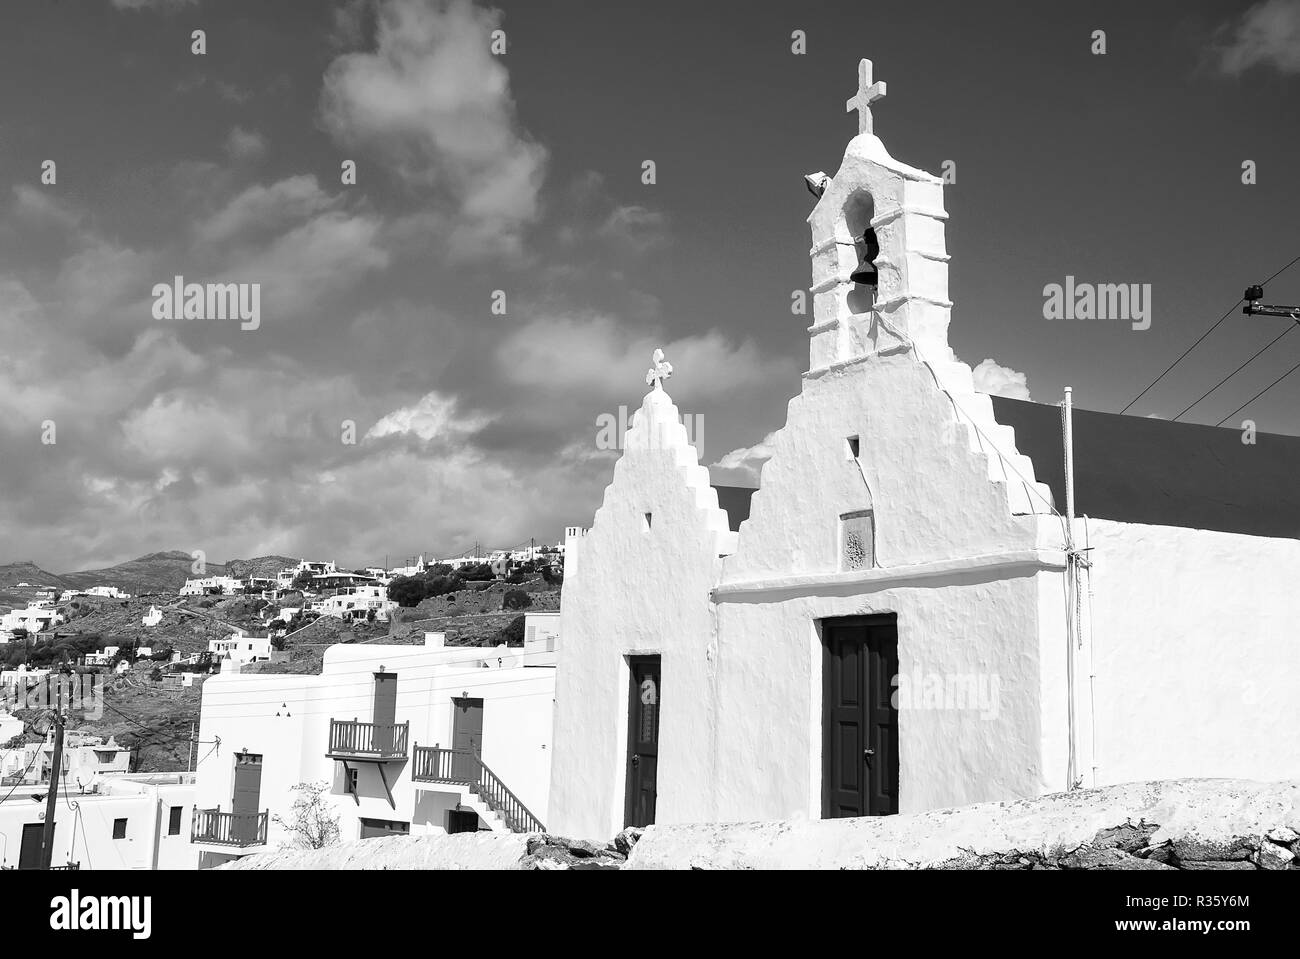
823 615 899 818
624 656 661 828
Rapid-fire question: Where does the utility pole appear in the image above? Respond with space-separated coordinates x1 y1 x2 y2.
39 710 65 870
188 722 196 773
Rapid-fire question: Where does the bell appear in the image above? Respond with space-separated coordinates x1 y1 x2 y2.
850 228 880 286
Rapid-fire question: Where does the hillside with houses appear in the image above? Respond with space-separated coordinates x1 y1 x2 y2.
0 548 564 777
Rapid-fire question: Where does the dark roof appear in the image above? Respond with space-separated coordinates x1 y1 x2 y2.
712 485 755 532
991 396 1300 539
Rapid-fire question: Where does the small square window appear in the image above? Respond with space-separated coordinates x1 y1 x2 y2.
347 768 359 795
112 818 127 840
168 806 183 836
642 512 653 532
846 436 860 459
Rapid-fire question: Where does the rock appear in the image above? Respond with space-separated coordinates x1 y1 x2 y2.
1171 835 1255 865
1253 842 1295 870
561 838 608 859
1265 825 1298 844
1179 860 1256 870
613 826 645 856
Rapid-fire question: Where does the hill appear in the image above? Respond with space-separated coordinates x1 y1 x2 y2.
225 555 299 579
56 552 301 593
58 550 219 593
0 561 67 588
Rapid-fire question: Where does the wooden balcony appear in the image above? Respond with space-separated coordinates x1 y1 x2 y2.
412 744 545 834
191 809 269 848
327 718 409 761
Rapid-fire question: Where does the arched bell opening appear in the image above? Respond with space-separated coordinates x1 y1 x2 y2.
843 191 878 316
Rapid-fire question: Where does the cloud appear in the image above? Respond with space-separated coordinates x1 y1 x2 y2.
972 358 1031 401
366 390 494 441
224 126 268 163
1217 0 1300 75
710 431 778 486
319 0 547 256
598 205 670 251
197 175 339 245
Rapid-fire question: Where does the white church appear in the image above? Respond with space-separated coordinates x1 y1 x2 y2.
547 59 1300 840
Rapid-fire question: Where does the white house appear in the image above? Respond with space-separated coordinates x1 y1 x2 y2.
82 585 130 599
0 601 65 641
310 584 397 623
547 58 1300 840
179 576 244 597
277 560 337 589
192 633 557 868
0 665 50 691
142 605 164 627
208 634 274 667
0 773 195 870
0 712 22 746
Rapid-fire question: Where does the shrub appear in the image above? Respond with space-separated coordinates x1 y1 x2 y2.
502 589 532 611
498 615 526 646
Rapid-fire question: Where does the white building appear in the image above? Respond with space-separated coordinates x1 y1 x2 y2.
0 773 196 870
0 665 50 691
309 584 397 623
142 605 164 627
523 611 560 653
208 634 274 667
0 712 22 745
83 585 130 599
179 576 244 597
547 58 1300 840
277 560 338 589
0 601 65 641
192 633 557 868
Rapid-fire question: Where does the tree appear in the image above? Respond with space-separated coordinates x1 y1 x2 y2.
273 781 341 850
387 576 425 608
291 570 315 591
502 589 532 611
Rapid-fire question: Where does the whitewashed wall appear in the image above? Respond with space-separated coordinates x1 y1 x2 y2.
0 781 194 870
1066 518 1300 787
549 390 735 839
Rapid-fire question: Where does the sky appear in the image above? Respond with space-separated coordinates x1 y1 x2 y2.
0 0 1297 572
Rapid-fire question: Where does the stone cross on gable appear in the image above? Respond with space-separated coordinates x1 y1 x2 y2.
846 58 887 136
645 348 672 391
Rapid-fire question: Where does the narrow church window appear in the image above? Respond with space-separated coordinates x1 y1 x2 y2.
840 510 875 571
844 192 878 316
642 512 653 532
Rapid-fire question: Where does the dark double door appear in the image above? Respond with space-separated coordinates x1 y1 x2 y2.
624 656 660 828
823 615 899 818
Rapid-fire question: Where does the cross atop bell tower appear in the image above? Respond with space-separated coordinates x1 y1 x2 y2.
845 58 887 136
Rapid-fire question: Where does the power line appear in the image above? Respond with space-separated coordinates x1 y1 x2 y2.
1120 253 1300 415
1173 323 1298 421
1214 353 1300 427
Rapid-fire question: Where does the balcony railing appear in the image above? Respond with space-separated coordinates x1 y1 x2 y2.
412 745 545 834
191 809 269 847
327 719 409 760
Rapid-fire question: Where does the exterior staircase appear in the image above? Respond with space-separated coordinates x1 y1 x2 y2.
412 744 545 834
